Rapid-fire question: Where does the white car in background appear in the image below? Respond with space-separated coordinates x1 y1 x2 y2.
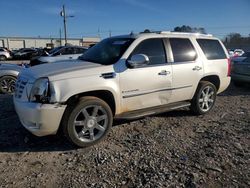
0 48 12 61
0 46 88 94
0 63 24 94
30 46 88 66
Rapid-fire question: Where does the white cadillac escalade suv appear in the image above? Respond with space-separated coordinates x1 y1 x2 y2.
14 31 231 147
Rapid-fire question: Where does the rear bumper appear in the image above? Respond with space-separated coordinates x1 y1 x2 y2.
14 99 66 136
231 73 250 83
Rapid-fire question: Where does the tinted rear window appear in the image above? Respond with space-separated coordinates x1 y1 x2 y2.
197 39 226 60
76 48 87 54
170 38 197 62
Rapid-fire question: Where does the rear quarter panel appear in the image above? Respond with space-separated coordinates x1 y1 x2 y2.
194 38 231 93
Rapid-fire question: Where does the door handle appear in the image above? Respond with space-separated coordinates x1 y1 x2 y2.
158 70 170 76
69 57 73 59
192 66 202 71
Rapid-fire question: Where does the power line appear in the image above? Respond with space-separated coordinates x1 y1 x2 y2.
31 25 250 39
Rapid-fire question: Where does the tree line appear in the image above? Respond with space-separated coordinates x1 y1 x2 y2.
173 25 250 51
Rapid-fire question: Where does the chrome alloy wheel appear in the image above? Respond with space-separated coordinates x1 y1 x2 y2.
73 105 108 142
198 85 215 112
0 77 16 94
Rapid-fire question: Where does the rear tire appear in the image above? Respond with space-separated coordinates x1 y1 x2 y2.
190 81 217 115
61 97 113 147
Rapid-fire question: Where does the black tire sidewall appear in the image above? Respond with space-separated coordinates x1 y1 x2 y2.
63 98 113 147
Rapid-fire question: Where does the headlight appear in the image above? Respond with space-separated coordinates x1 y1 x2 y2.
29 78 50 103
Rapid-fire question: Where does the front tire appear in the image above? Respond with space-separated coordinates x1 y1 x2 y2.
0 55 7 61
62 97 113 147
0 76 17 94
190 81 217 115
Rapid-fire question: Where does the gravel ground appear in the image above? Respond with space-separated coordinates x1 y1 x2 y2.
0 84 249 188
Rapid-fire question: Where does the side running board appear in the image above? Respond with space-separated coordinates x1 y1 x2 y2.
115 101 191 120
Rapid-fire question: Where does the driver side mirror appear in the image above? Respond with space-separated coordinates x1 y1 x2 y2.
127 54 149 68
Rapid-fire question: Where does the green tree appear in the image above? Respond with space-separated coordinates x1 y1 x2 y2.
173 25 206 34
224 33 250 51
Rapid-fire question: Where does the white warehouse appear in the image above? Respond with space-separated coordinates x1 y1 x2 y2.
0 36 101 50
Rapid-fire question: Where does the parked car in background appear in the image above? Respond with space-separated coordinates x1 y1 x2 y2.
241 51 250 58
233 49 245 57
0 48 12 61
231 51 250 62
231 52 250 86
13 48 38 60
228 49 245 58
30 46 88 66
0 63 24 94
0 46 88 94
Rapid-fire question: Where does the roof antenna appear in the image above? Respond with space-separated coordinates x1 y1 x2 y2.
130 31 134 36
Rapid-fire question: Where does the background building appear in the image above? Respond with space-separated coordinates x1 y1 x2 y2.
0 36 101 50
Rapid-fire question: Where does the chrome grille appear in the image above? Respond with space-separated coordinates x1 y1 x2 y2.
15 77 28 98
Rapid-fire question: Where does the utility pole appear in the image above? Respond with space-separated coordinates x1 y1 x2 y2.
59 28 62 46
98 27 100 38
60 5 74 46
61 5 67 45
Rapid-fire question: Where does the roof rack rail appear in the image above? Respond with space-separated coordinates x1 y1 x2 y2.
160 31 213 37
139 30 213 37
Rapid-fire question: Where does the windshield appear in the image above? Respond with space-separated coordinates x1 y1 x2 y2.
19 48 35 52
79 37 134 65
48 46 64 55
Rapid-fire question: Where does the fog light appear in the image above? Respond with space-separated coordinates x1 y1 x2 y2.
23 120 41 129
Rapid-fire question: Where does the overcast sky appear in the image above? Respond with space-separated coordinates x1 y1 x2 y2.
0 0 250 39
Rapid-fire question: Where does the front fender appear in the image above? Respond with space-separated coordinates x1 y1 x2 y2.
50 75 121 114
0 69 21 78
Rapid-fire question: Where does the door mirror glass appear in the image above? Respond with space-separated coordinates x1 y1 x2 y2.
127 54 149 68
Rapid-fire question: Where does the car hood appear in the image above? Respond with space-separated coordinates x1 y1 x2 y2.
0 63 24 71
20 60 106 82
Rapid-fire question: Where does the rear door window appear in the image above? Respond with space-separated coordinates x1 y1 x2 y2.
197 39 226 60
130 38 167 65
75 47 87 54
60 47 74 55
170 38 197 62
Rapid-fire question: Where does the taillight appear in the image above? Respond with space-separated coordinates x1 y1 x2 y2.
227 58 231 76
